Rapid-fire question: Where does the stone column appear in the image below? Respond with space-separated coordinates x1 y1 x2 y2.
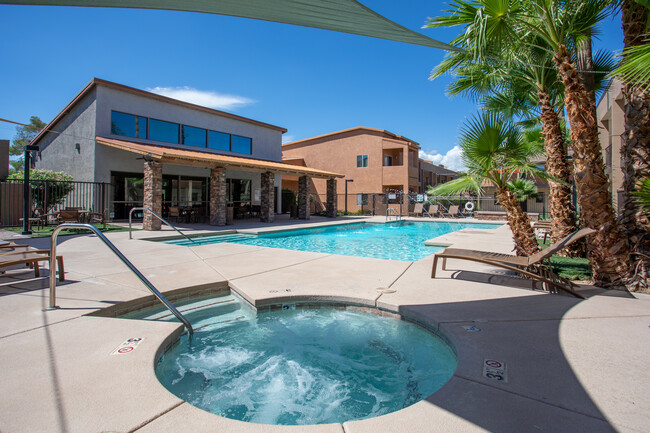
260 171 275 223
209 167 227 226
143 160 162 230
298 175 310 220
326 178 337 218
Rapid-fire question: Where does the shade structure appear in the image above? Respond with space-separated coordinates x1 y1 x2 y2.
2 0 458 51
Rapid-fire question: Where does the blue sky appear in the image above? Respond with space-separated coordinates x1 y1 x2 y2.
0 1 624 171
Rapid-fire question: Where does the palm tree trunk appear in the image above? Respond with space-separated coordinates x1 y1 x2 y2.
495 187 539 256
537 88 580 256
620 0 650 291
553 44 631 287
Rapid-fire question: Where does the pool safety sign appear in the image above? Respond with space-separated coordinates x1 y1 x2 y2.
483 359 507 382
111 337 144 355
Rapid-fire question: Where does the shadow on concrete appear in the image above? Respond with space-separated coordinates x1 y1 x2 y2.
398 292 619 432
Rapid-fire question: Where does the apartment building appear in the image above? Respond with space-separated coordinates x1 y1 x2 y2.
597 79 625 214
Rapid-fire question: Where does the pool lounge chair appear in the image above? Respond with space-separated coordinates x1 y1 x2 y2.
428 205 440 217
0 249 65 281
410 203 424 217
443 205 459 218
431 227 596 299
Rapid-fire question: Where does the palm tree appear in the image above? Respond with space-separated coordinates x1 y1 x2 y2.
426 0 630 287
428 112 546 256
612 0 650 290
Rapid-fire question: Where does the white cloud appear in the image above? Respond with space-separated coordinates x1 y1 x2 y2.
282 134 295 144
146 86 254 111
419 146 466 172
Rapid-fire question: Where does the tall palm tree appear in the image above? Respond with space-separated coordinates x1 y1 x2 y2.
428 112 546 256
612 0 650 290
426 0 630 287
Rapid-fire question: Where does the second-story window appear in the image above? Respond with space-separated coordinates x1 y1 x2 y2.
357 155 368 168
149 118 180 144
182 125 207 147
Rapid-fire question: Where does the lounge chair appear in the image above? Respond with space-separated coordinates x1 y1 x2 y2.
443 205 459 217
0 241 31 252
410 203 424 217
431 227 596 299
428 205 440 217
533 220 553 243
0 249 65 281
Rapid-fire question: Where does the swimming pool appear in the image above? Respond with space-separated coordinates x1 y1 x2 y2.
152 297 457 425
164 221 501 261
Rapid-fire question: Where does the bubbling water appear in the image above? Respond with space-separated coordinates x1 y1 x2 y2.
156 308 457 425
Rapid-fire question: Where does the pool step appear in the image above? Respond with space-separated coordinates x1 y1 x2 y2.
123 293 256 331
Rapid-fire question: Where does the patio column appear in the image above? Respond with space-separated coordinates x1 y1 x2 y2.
209 166 227 226
298 175 310 220
260 171 275 223
143 160 162 231
326 178 337 218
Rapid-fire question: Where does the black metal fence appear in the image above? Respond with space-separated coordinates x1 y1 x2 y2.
0 179 111 227
302 192 549 219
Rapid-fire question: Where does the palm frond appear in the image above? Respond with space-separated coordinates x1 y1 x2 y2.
611 38 650 90
427 175 482 196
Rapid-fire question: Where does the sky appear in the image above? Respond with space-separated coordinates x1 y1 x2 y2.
0 1 625 171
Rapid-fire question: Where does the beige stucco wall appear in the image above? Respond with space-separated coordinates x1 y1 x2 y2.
597 80 625 214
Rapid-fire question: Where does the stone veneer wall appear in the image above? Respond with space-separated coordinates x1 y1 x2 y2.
143 160 162 230
209 167 227 226
326 178 337 218
298 175 310 220
260 171 275 223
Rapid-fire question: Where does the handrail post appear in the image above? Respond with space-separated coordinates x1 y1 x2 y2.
47 223 194 335
129 207 194 242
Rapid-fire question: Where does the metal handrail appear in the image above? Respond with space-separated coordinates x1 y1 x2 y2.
128 207 194 242
47 223 194 335
386 208 402 222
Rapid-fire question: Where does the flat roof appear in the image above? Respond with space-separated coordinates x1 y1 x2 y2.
31 78 287 146
97 136 344 179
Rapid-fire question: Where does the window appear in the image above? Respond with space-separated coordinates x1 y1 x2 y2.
182 125 207 147
149 118 179 144
357 155 368 168
384 155 393 166
111 111 136 137
208 130 230 151
231 135 252 154
357 193 368 206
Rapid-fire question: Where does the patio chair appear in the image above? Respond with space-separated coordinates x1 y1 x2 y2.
431 227 596 299
0 249 65 281
168 206 180 223
87 209 108 228
57 209 81 223
442 205 459 217
533 220 554 244
428 204 440 217
410 203 424 217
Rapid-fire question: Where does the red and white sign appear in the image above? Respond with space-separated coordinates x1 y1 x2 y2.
111 337 144 355
483 358 507 382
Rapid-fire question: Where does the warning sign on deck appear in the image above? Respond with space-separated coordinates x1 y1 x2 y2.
111 337 144 355
483 358 507 382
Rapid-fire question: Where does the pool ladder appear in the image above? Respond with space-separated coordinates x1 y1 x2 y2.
386 208 402 222
47 223 194 335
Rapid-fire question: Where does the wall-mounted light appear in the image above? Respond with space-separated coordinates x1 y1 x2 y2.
75 143 81 153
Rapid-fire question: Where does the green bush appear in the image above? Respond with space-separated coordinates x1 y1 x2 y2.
8 169 75 213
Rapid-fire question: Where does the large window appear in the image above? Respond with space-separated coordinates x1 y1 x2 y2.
182 125 207 147
208 130 231 151
357 193 368 206
357 155 368 168
110 110 253 154
149 118 180 144
232 135 252 154
111 111 147 139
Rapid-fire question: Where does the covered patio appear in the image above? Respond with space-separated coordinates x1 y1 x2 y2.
97 137 344 230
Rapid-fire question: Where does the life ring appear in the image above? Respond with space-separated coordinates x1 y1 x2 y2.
464 202 475 212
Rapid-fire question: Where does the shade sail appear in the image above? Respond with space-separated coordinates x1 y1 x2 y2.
2 0 458 51
96 136 345 178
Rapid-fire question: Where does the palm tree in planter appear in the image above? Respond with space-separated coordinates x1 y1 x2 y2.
425 0 630 286
428 112 549 256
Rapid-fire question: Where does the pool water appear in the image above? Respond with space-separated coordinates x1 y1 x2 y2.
155 302 457 425
165 221 500 261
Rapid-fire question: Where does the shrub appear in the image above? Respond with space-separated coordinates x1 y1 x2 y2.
8 169 75 213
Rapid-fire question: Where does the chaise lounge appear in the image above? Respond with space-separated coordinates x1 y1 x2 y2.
0 249 65 281
431 227 596 299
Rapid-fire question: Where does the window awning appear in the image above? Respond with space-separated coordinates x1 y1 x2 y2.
97 136 344 179
3 0 458 51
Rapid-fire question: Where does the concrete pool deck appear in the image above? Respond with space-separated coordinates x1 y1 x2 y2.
0 216 648 432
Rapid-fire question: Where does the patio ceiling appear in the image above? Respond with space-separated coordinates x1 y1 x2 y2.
2 0 458 51
97 136 344 179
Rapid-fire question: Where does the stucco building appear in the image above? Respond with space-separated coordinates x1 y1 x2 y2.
282 127 421 211
597 79 625 214
419 159 459 192
32 78 341 228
